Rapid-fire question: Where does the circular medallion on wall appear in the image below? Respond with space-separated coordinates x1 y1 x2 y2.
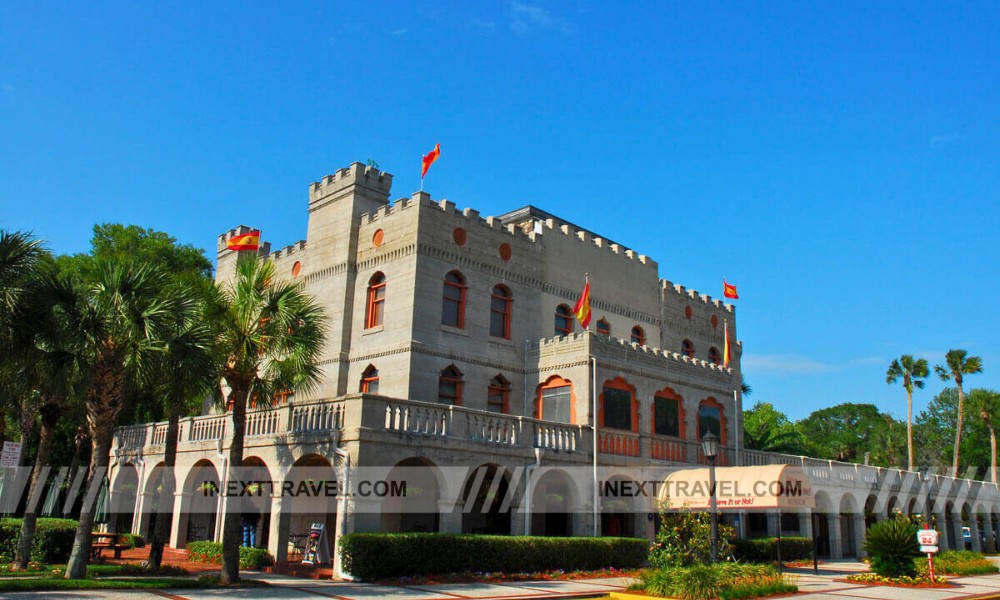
453 227 467 246
372 229 385 248
291 261 302 278
499 242 512 261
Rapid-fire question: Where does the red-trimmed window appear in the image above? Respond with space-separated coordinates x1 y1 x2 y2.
490 284 512 339
360 365 379 394
487 375 510 413
366 272 386 328
601 377 637 431
438 365 463 405
596 319 610 336
536 376 575 423
708 347 721 365
555 304 573 337
631 326 645 345
273 390 295 404
682 339 695 358
442 271 467 328
698 399 725 443
653 391 682 438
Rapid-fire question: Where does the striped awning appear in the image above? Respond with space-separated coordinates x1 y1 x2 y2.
659 464 814 510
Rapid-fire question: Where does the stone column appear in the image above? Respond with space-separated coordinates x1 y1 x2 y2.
133 492 154 537
827 515 843 559
766 513 779 537
971 517 983 553
799 512 813 539
935 513 951 551
267 495 287 563
950 514 964 550
852 515 866 558
168 492 189 549
438 500 462 533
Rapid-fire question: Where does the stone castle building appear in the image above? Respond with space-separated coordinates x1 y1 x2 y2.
109 162 1000 567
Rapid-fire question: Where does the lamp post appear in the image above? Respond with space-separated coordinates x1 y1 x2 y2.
702 431 720 563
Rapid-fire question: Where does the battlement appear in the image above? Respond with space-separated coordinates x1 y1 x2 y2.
309 162 393 205
533 332 736 375
661 279 734 313
217 225 270 257
267 240 307 261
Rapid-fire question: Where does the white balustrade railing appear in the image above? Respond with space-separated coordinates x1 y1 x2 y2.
531 421 579 452
384 401 450 436
467 412 519 445
291 401 344 434
189 415 226 442
246 408 281 437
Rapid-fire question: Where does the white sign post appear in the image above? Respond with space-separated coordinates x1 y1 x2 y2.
0 442 21 468
917 529 939 582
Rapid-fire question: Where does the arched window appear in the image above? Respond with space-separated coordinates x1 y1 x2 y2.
360 365 379 394
596 319 610 336
681 339 695 358
535 375 575 423
366 272 386 329
487 375 510 414
273 390 295 404
708 347 721 365
601 377 638 431
697 398 727 445
653 388 683 438
554 304 573 337
442 271 467 328
490 285 512 339
631 326 645 345
438 365 463 405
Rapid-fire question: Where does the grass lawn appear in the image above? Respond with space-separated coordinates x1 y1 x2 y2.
0 564 268 592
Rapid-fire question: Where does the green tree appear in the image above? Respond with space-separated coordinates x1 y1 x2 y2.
914 388 990 478
798 403 904 467
886 355 930 472
214 258 326 583
935 350 984 477
970 390 1000 484
743 402 805 454
56 223 212 281
146 280 217 570
63 259 177 579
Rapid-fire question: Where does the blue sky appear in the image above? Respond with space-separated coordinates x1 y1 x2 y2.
2 2 997 420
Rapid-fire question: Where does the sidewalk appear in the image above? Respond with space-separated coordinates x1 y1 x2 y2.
783 560 1000 600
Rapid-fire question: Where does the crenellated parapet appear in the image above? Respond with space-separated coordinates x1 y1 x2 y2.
309 162 392 209
267 240 307 262
661 279 735 313
533 331 736 376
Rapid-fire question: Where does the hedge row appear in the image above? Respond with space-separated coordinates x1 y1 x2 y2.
339 533 649 581
185 541 273 569
0 518 78 564
732 537 813 563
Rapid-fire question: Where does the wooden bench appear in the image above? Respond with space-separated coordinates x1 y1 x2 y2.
90 533 129 559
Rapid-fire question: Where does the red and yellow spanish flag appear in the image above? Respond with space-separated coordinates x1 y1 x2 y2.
421 143 441 179
723 279 739 300
723 320 732 368
573 280 591 329
227 230 261 251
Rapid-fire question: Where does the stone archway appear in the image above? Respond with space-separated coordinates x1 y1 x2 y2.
110 463 139 534
233 457 273 549
179 460 221 544
280 454 338 562
461 464 513 535
530 468 578 536
380 457 441 533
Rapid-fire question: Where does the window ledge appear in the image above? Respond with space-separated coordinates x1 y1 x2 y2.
363 325 384 336
488 337 515 348
440 324 468 336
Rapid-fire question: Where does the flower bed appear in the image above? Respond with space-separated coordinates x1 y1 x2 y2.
638 563 797 600
845 572 951 588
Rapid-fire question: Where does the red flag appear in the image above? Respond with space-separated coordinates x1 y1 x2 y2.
723 279 739 300
421 143 441 179
723 320 732 367
573 280 591 328
227 230 261 251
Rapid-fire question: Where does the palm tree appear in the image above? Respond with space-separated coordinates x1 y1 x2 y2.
146 281 216 570
886 355 929 472
214 258 326 583
971 390 1000 484
64 258 176 579
15 272 87 569
935 349 984 478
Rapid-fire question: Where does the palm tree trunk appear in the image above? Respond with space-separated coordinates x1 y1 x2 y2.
15 399 61 569
220 383 248 584
147 411 179 570
953 383 966 478
990 424 998 485
907 389 914 472
66 359 125 580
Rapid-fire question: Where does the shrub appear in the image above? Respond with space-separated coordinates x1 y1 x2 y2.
640 563 796 600
119 534 144 549
650 509 736 568
185 541 273 570
732 537 813 563
864 519 920 578
338 533 648 581
916 550 998 576
0 518 79 564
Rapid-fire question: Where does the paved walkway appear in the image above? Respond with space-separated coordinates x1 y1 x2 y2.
6 560 1000 600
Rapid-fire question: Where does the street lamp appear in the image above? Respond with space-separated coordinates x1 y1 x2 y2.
702 431 720 563
921 470 933 529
